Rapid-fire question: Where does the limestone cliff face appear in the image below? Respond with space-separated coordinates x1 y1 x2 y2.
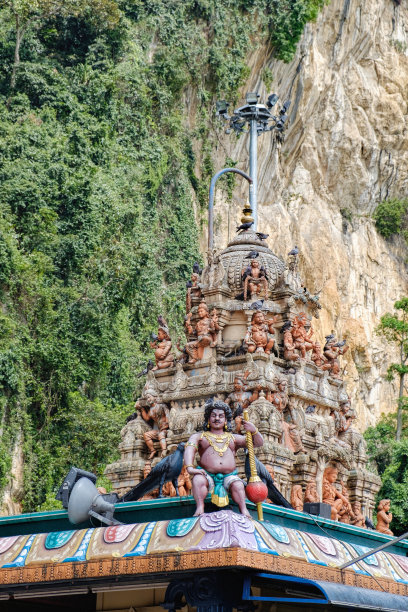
208 0 408 430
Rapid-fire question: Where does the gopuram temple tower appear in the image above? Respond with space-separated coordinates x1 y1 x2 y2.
106 92 381 523
105 216 381 523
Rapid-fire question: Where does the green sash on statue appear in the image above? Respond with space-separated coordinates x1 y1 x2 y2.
205 469 238 507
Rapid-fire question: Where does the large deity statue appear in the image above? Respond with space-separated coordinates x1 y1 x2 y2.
183 300 220 364
245 311 278 354
135 390 170 459
184 399 263 517
150 316 174 370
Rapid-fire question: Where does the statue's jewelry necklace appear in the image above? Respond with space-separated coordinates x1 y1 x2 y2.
202 431 233 456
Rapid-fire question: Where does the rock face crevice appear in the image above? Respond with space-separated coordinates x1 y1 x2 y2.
209 0 408 429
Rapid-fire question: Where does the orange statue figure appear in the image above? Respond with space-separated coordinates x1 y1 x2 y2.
243 259 268 301
323 335 349 378
177 465 192 497
322 466 352 521
136 391 169 460
338 482 355 524
311 342 326 368
265 465 277 504
290 484 303 511
376 499 393 535
291 312 314 359
304 480 319 503
351 501 365 528
282 321 300 362
184 301 220 364
150 316 174 370
140 461 158 500
245 311 277 354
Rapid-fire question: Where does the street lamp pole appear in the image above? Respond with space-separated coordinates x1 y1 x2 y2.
216 92 291 232
249 117 258 229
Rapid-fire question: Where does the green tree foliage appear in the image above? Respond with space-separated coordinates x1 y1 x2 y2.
365 415 408 535
375 298 408 441
373 198 408 241
0 0 326 511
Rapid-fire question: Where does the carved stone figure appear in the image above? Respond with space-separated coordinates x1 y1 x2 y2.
225 371 260 431
268 378 305 453
351 501 365 528
245 311 277 354
265 465 277 504
184 398 263 516
322 466 352 521
184 301 220 364
311 342 325 368
136 391 170 459
323 335 349 378
283 256 302 292
178 465 192 497
291 312 314 359
331 396 356 448
150 317 174 370
282 321 300 362
338 482 355 524
376 499 393 535
140 461 158 500
304 480 319 503
290 484 303 511
243 259 268 301
186 272 202 313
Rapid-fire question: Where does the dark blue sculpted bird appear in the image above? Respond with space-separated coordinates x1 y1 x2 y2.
288 246 299 256
119 443 185 502
244 452 292 509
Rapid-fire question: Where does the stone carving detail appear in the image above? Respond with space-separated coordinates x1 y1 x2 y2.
304 480 319 503
323 335 349 378
150 316 174 370
290 485 303 511
243 258 268 300
183 301 220 364
201 249 225 290
136 391 170 460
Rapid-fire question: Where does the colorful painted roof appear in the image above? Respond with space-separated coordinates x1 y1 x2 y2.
0 510 408 599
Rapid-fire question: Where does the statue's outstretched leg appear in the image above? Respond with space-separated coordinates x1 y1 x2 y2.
159 436 167 458
192 473 209 516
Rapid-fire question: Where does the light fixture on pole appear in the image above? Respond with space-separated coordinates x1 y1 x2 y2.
216 91 291 231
